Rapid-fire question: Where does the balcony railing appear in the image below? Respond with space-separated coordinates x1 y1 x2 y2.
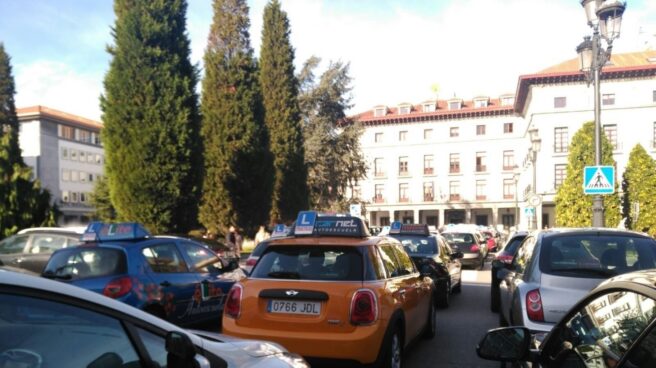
449 194 460 201
423 194 434 202
476 195 486 200
398 170 409 176
476 165 487 172
399 197 409 203
503 194 514 200
502 165 515 171
424 168 434 175
374 172 386 177
449 164 460 173
373 196 385 203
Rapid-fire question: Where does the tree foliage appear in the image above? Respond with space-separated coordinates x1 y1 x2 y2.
199 0 273 235
621 144 656 236
555 121 620 227
0 44 57 238
259 0 308 224
298 57 367 212
100 0 203 234
89 176 117 222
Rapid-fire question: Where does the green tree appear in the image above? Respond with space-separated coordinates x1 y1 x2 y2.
298 57 367 211
259 0 308 224
555 121 620 227
199 0 273 235
89 176 117 222
622 144 656 236
100 0 203 234
0 44 57 238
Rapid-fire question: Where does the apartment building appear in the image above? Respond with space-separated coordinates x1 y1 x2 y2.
17 106 104 225
355 50 656 230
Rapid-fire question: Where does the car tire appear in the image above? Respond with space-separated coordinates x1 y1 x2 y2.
436 280 450 309
490 275 500 313
379 325 403 368
423 303 436 339
452 278 462 294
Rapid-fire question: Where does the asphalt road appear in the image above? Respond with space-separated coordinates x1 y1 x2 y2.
404 263 500 368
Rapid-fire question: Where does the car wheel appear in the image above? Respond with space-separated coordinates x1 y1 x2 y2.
423 303 436 339
452 278 462 294
380 326 402 368
436 280 450 309
490 275 500 313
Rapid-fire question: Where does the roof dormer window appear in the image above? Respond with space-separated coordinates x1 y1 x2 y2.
398 104 412 115
500 95 515 106
373 106 387 117
422 101 436 113
448 98 462 110
473 97 489 108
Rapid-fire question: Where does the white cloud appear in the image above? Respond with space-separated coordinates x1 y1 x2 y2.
15 61 103 121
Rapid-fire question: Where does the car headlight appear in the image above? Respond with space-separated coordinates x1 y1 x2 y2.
277 352 310 368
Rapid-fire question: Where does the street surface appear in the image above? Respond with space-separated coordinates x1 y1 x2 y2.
405 264 499 368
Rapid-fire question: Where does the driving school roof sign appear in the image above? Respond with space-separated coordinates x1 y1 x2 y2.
294 211 369 237
583 166 615 195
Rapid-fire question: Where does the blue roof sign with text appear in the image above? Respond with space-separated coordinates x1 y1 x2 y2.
295 211 317 235
583 166 615 195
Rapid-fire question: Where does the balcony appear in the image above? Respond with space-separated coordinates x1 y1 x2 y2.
449 165 460 174
502 165 515 171
476 195 486 200
399 197 409 203
424 167 434 175
476 165 487 172
503 194 514 200
449 194 460 201
374 172 386 178
423 194 434 202
398 170 409 177
373 195 385 204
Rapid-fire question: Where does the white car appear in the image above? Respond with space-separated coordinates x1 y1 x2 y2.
0 269 309 368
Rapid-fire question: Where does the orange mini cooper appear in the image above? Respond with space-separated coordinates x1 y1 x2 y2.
222 211 436 367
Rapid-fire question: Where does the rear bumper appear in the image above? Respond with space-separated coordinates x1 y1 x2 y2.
222 318 386 364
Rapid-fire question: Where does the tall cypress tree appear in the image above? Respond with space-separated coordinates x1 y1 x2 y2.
0 43 57 237
199 0 273 235
259 0 308 223
100 0 202 234
554 121 620 227
622 144 656 236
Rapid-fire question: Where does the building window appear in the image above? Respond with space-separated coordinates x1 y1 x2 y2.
59 125 74 140
476 125 486 135
423 182 434 202
448 101 461 110
423 103 435 113
398 183 409 202
501 96 514 106
449 153 460 173
398 157 409 176
79 151 86 162
351 186 361 199
602 93 615 106
374 184 384 203
80 171 87 182
504 122 513 134
61 147 68 160
450 127 459 137
399 131 407 141
61 191 70 203
503 179 514 199
80 193 87 203
476 180 486 200
88 173 94 182
71 171 79 182
87 152 94 163
78 129 91 143
503 150 515 170
62 169 70 182
555 164 567 188
374 158 385 177
554 97 567 108
476 152 487 172
554 127 569 153
374 107 386 117
96 154 102 164
398 105 411 115
423 155 434 175
449 181 460 201
70 149 78 161
70 192 79 203
375 132 383 143
604 124 618 150
423 129 432 140
474 99 488 108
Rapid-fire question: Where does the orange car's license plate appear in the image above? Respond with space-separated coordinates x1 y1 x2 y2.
267 299 321 315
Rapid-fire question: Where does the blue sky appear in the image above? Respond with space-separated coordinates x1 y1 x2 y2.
1 0 654 121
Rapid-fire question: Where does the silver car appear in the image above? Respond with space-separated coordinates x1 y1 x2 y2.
497 228 656 335
0 269 309 368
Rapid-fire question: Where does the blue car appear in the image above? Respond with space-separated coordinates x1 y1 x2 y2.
42 222 245 326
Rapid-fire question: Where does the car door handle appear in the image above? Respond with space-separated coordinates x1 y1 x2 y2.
160 281 171 287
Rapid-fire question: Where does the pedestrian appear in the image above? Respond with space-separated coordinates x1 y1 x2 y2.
225 225 243 258
254 225 270 245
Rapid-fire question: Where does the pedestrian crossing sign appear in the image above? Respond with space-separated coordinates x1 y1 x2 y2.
583 166 615 195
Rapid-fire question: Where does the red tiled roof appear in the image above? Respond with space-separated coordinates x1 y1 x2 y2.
515 50 656 114
16 106 103 131
353 98 515 126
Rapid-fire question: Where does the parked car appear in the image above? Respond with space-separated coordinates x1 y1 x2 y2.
387 222 463 308
0 226 84 273
244 224 292 274
497 228 656 336
0 268 308 367
490 230 529 312
42 222 246 326
477 269 656 367
442 229 487 269
222 211 436 367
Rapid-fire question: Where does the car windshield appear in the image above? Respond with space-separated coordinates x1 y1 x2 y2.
541 234 656 277
442 232 475 245
389 235 438 255
43 248 127 280
502 235 527 255
251 246 363 281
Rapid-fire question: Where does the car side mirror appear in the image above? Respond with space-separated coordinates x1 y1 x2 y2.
476 327 531 362
165 331 210 368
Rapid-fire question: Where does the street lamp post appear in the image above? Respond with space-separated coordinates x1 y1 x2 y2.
577 0 626 227
513 166 521 229
528 127 541 230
